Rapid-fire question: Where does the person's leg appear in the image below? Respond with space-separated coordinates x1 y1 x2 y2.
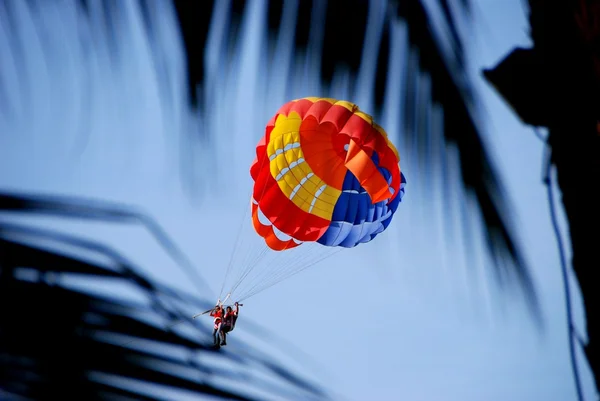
213 323 222 345
220 326 230 345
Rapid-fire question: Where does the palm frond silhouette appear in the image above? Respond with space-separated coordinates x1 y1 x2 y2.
0 192 328 401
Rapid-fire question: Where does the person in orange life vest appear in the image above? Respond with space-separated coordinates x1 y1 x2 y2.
219 302 239 346
209 304 223 345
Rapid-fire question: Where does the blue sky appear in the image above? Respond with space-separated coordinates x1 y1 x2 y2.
0 0 597 400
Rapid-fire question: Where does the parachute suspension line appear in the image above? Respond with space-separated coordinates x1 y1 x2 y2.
229 239 297 299
227 168 324 299
221 205 270 300
245 246 270 269
237 247 344 302
227 232 295 299
234 248 321 300
227 246 269 295
218 187 253 300
227 162 351 301
231 169 347 300
234 167 361 300
225 180 270 296
219 148 274 300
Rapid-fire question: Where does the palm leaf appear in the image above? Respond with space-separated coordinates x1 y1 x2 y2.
0 192 328 401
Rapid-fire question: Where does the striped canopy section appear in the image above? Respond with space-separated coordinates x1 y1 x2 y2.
250 97 407 251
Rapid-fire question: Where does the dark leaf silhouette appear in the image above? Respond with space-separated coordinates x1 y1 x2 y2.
0 192 328 401
394 0 540 316
482 0 600 396
482 47 549 127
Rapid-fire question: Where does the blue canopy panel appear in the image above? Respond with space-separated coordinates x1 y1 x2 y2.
317 152 406 248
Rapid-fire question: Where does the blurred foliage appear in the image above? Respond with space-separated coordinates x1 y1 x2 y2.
0 192 328 401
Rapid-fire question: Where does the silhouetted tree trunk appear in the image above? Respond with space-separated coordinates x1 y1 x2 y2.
483 0 600 395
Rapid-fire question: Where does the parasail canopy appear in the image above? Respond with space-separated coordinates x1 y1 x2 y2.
250 97 407 252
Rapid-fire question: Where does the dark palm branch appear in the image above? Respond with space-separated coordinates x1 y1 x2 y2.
0 192 328 401
481 0 600 395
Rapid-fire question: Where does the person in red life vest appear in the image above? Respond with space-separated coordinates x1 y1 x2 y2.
218 302 240 346
209 304 223 346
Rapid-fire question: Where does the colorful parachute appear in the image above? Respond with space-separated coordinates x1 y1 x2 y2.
250 97 407 251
